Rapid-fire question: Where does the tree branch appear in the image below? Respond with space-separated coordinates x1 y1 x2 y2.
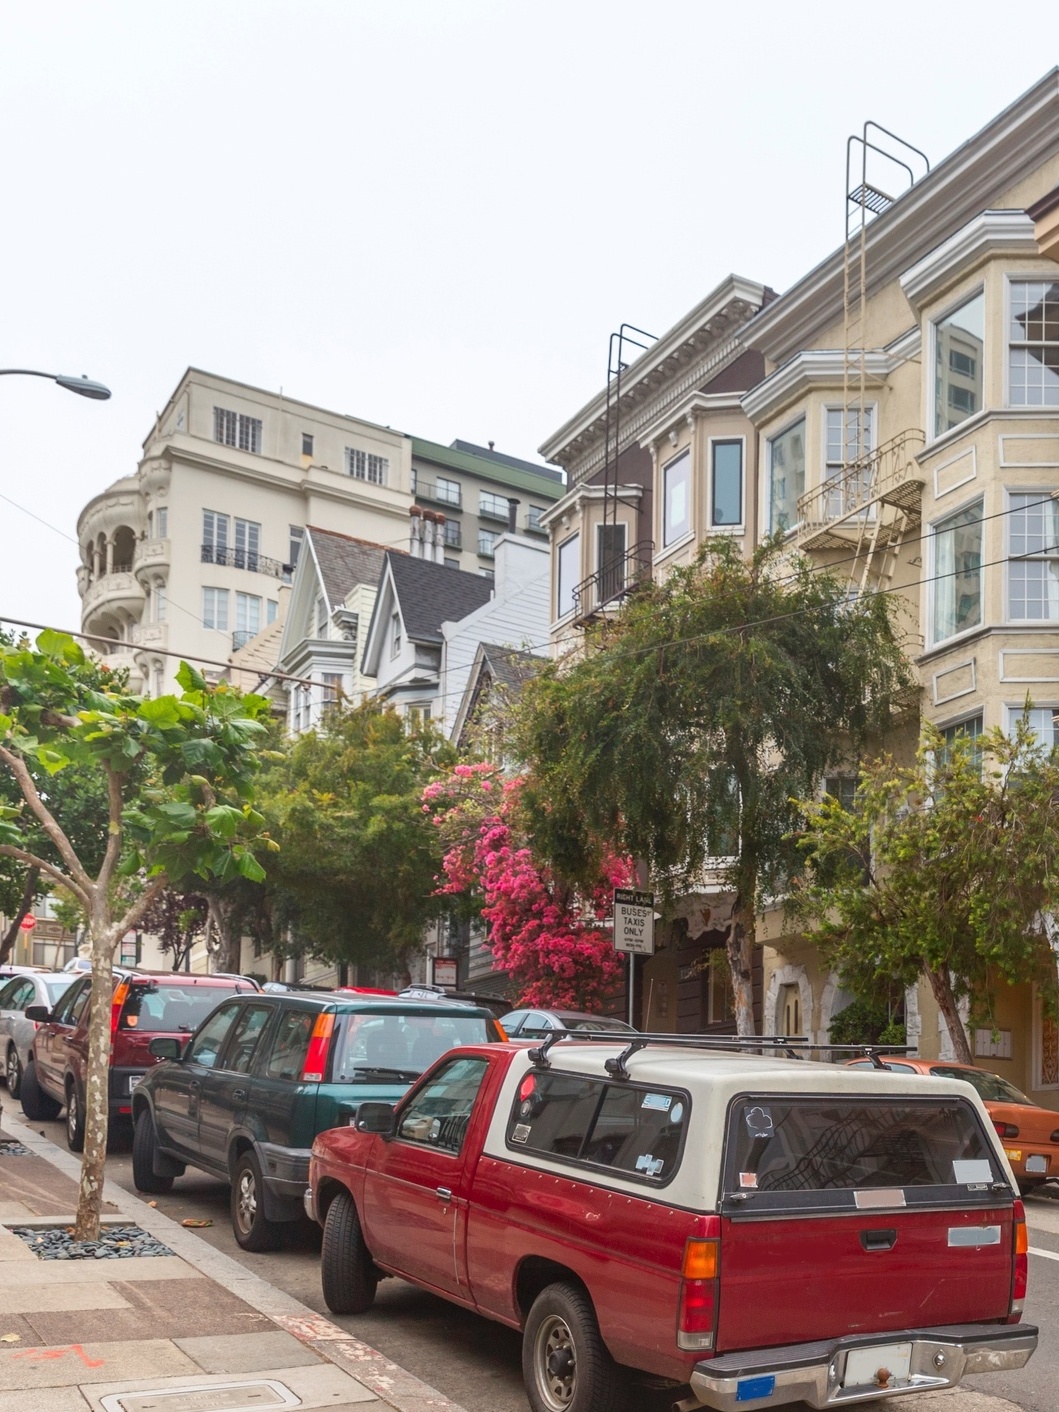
0 844 89 911
115 874 169 937
96 768 126 895
0 744 94 893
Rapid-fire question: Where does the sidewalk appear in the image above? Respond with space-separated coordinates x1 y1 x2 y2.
0 1100 468 1412
0 1099 1027 1412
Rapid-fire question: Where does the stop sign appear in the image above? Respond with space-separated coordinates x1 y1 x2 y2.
18 915 36 932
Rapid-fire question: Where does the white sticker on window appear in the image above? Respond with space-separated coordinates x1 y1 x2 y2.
739 1172 758 1189
953 1159 993 1184
635 1154 665 1176
670 1103 684 1125
511 1123 530 1144
641 1093 672 1111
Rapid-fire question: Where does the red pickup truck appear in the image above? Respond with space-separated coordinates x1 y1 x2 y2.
306 1036 1037 1412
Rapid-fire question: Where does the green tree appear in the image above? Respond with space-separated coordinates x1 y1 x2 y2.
138 888 209 971
0 633 271 1238
514 537 910 1034
792 720 1059 1065
258 703 454 973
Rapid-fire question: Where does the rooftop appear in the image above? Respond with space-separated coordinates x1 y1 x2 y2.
411 435 564 498
387 551 494 644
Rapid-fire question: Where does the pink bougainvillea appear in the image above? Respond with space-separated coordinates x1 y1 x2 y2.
424 764 629 1011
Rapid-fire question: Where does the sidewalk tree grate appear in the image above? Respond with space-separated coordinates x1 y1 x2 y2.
0 1142 31 1156
10 1223 174 1260
100 1378 300 1411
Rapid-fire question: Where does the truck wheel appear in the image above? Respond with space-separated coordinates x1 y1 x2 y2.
6 1045 22 1099
20 1060 61 1121
231 1150 282 1252
65 1078 86 1152
132 1109 174 1194
321 1190 378 1314
523 1282 625 1412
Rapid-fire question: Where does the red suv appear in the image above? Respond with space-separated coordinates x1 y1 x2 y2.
20 968 259 1151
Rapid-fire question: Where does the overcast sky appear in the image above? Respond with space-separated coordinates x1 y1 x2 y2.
0 2 1052 639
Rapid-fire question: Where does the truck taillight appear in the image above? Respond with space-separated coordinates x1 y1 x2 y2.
994 1121 1020 1140
110 981 129 1037
678 1233 719 1352
301 1013 335 1083
1009 1198 1028 1320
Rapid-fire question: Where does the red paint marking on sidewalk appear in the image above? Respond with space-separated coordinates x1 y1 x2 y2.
12 1344 105 1369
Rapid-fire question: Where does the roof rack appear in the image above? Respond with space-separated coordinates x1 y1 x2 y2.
525 1031 916 1076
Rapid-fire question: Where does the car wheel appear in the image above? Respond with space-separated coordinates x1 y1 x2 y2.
132 1109 174 1194
19 1059 61 1121
65 1078 86 1153
523 1282 625 1412
230 1150 281 1252
321 1190 378 1315
5 1046 22 1100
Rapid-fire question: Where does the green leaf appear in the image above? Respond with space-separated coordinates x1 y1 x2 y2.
36 630 85 666
234 850 266 882
204 805 243 839
138 697 182 727
176 662 208 694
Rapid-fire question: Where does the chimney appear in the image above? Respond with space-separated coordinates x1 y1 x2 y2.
507 497 520 533
409 504 424 558
488 440 495 451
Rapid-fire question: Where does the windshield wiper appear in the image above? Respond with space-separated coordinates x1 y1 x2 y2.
347 1066 420 1082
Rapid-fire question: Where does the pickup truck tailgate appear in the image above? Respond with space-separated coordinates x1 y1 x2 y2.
716 1093 1016 1352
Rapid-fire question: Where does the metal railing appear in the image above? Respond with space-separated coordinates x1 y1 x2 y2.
200 544 289 579
413 477 462 508
795 429 925 542
572 540 654 620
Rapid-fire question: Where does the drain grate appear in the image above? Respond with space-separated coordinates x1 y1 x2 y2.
0 1142 31 1156
100 1380 300 1412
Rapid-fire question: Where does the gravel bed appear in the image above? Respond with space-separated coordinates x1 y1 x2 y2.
0 1142 31 1156
11 1224 174 1260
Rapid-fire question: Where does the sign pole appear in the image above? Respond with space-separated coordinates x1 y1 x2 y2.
612 888 654 1030
628 953 635 1028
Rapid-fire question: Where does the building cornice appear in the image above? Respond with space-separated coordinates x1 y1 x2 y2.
741 349 893 425
636 390 749 449
746 69 1059 362
538 481 644 530
900 210 1040 311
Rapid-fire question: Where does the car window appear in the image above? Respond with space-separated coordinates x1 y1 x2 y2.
847 1060 917 1073
0 979 35 1011
44 977 76 1005
222 1004 275 1075
50 978 89 1025
185 1004 241 1070
330 1011 492 1082
66 982 92 1027
0 979 21 1009
929 1066 1034 1106
567 1017 634 1033
500 1012 526 1035
397 1056 489 1154
119 982 243 1035
264 1009 316 1082
519 1011 552 1038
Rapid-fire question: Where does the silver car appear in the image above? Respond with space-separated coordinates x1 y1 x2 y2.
0 972 76 1098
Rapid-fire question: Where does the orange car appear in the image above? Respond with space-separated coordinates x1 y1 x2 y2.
847 1055 1059 1193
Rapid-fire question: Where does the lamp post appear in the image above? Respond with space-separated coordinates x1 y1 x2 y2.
0 369 111 400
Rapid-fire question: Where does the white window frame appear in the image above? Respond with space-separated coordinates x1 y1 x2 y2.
928 494 984 648
766 414 807 536
708 435 746 531
202 587 229 632
556 532 580 621
202 509 229 553
479 490 509 519
1005 487 1059 624
1005 702 1059 752
435 475 461 506
155 584 167 624
928 285 986 443
661 448 692 549
390 611 402 659
1006 274 1059 409
213 407 262 453
235 591 262 644
156 506 168 539
821 405 877 521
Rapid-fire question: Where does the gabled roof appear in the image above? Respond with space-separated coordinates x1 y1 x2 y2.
411 436 564 497
388 552 493 645
306 526 390 607
452 643 542 746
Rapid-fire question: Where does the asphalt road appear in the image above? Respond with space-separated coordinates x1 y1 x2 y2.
27 1116 1059 1412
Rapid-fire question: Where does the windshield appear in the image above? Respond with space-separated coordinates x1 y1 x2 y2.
331 1012 491 1082
44 977 76 1004
119 983 245 1034
930 1066 1034 1106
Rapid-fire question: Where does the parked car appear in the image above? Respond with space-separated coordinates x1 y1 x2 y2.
500 1007 636 1037
0 971 76 1098
20 969 260 1150
308 1034 1037 1412
398 985 509 1019
846 1055 1059 1194
131 991 505 1252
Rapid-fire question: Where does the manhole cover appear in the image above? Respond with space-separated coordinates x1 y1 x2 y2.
99 1380 299 1412
0 1142 30 1156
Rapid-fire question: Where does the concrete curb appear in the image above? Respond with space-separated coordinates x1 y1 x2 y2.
2 1102 470 1412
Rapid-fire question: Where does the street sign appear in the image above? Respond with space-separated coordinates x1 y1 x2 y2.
18 915 36 932
613 889 655 955
431 956 459 988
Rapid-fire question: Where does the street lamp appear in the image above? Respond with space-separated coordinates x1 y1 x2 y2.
0 368 111 400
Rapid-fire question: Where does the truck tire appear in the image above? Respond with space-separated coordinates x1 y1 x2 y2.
20 1060 61 1121
321 1190 378 1315
65 1078 86 1152
132 1109 174 1194
523 1282 626 1412
231 1150 282 1252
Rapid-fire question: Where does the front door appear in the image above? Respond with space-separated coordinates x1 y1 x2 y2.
197 1002 276 1165
34 979 89 1095
152 1002 241 1157
362 1056 491 1299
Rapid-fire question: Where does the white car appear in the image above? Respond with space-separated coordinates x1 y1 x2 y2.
0 972 76 1098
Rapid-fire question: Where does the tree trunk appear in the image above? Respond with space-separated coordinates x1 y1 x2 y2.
0 866 39 964
74 915 118 1241
926 965 973 1065
726 908 756 1037
208 896 242 974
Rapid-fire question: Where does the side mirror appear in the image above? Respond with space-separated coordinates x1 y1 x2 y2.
25 1005 51 1024
149 1036 184 1060
355 1102 396 1135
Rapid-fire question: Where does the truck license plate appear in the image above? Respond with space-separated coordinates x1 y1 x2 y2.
1026 1154 1048 1174
842 1342 912 1390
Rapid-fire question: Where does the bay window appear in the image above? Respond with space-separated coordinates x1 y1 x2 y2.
556 532 580 618
768 418 805 533
1008 491 1059 620
933 291 984 436
1009 280 1059 406
932 499 982 643
710 440 743 527
662 450 691 546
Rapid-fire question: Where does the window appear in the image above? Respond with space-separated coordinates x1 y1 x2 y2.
51 979 89 1026
213 407 262 454
156 506 168 538
478 530 497 557
933 291 984 435
932 499 982 643
768 418 806 532
330 1014 490 1080
507 1070 688 1184
262 1008 316 1081
315 595 328 636
1008 491 1059 620
443 519 462 548
235 592 261 648
557 532 580 618
202 509 229 556
266 598 278 625
435 476 461 506
445 557 459 570
824 408 874 517
0 978 34 1011
288 525 304 569
705 950 734 1025
322 672 343 708
397 1056 490 1153
528 506 546 531
302 432 314 457
597 523 626 603
825 777 858 812
346 447 388 484
390 611 402 658
185 1004 240 1070
119 983 246 1035
662 450 690 547
938 715 983 769
225 1004 275 1074
1009 280 1059 406
234 518 260 571
407 702 432 728
155 585 167 624
711 440 743 527
778 983 802 1037
202 587 229 631
480 490 509 520
1007 705 1059 752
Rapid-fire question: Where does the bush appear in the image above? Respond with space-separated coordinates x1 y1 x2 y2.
828 997 904 1046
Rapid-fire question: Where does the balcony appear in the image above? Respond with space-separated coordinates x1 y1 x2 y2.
477 533 496 558
794 429 926 551
414 478 462 509
81 571 143 622
200 544 289 579
232 629 256 651
572 541 654 624
131 623 168 652
443 524 462 550
133 537 171 583
479 495 512 523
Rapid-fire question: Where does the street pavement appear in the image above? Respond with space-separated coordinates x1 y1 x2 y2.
1 1102 1044 1412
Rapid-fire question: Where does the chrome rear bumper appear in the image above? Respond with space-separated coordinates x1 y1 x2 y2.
689 1322 1037 1410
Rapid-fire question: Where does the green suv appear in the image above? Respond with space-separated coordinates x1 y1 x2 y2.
131 991 504 1250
